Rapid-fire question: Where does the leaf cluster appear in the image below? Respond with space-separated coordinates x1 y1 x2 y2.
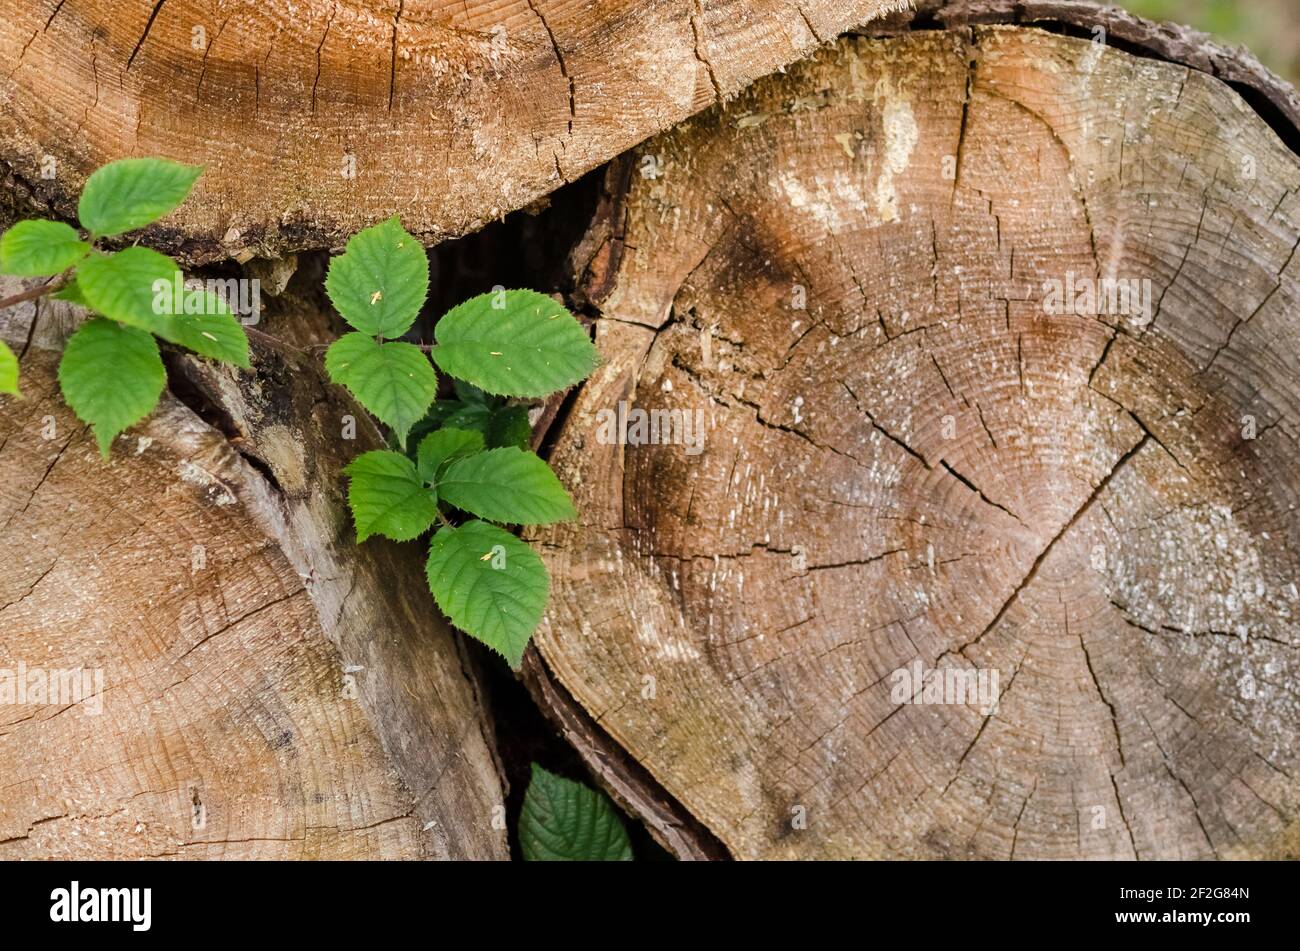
0 159 249 455
325 218 598 665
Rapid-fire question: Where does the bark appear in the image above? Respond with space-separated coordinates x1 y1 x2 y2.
0 292 508 858
0 0 904 262
532 18 1300 858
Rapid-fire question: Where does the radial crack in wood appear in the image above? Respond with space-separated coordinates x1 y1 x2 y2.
533 25 1300 859
0 293 508 859
0 0 906 261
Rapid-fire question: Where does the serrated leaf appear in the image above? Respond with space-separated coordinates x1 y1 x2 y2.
519 764 633 861
343 450 440 542
0 220 90 276
77 158 202 237
157 288 251 367
325 332 438 445
75 248 249 366
404 401 461 457
440 400 495 433
438 447 575 525
403 398 478 456
416 427 485 485
58 318 165 457
425 520 548 667
325 216 428 337
76 247 176 328
0 340 18 395
431 289 597 397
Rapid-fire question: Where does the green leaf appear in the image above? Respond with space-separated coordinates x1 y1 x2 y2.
519 764 633 861
431 289 597 397
438 447 575 525
413 399 533 451
452 379 495 405
75 248 249 366
0 340 18 396
324 216 428 338
156 288 251 367
325 332 438 446
76 246 177 329
440 400 495 433
77 158 202 237
416 427 485 485
0 220 90 276
52 278 88 306
343 450 440 542
425 520 549 667
404 401 460 457
58 318 165 457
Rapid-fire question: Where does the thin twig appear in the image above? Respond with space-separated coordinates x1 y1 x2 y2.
244 324 310 355
0 272 327 366
0 276 68 311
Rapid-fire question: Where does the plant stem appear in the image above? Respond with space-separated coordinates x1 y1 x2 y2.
0 276 68 311
244 325 309 354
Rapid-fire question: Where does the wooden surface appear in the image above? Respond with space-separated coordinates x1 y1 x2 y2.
534 26 1300 858
0 0 903 261
0 292 508 859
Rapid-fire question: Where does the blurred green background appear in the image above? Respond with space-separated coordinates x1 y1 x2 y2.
1125 0 1299 86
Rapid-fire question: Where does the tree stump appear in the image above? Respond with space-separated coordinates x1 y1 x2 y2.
534 22 1300 858
0 0 902 259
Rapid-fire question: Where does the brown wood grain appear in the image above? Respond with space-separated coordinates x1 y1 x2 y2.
532 25 1300 858
0 292 509 859
0 0 905 261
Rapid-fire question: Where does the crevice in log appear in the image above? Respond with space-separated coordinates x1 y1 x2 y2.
410 166 731 858
160 349 284 497
126 0 167 71
387 0 403 112
518 650 732 860
178 161 726 859
944 433 1150 664
689 0 723 104
419 170 605 323
524 0 576 137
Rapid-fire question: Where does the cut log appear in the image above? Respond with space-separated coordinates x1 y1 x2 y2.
0 295 508 859
534 20 1300 858
0 0 903 261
